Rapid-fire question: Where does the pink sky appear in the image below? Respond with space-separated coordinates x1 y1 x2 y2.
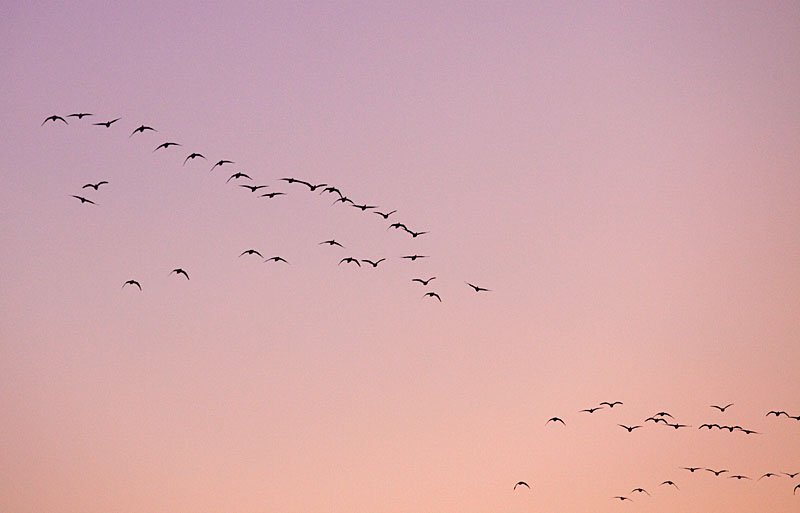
2 2 800 512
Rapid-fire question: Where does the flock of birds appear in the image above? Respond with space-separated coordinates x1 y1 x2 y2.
522 401 800 502
44 112 491 301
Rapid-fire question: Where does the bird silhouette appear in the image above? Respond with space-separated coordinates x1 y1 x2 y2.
618 424 642 432
42 115 68 125
239 249 263 258
728 475 750 480
646 417 669 424
264 256 289 264
737 428 760 435
660 481 679 490
122 280 141 290
260 192 286 199
226 172 252 183
210 159 234 172
169 268 189 280
766 410 789 417
546 417 565 425
153 141 181 152
412 277 436 286
513 481 530 490
783 472 799 478
423 291 442 302
698 423 721 430
711 403 734 412
332 196 354 206
319 239 344 248
631 488 650 496
183 153 206 165
665 423 691 430
402 255 428 261
682 467 703 473
465 282 490 292
339 257 361 267
706 469 729 476
361 258 386 268
82 181 108 190
240 184 269 193
758 473 780 480
71 195 96 204
374 210 397 219
580 407 604 413
130 125 156 137
612 496 632 501
403 227 428 238
93 117 121 128
600 401 623 408
351 203 377 211
388 222 408 231
653 411 674 418
794 484 800 495
320 186 343 197
279 178 327 191
66 112 92 119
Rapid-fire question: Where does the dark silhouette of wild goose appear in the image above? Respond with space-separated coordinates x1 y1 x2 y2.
698 423 721 430
631 488 650 496
645 416 668 424
280 178 327 191
332 196 354 206
758 473 780 480
546 417 565 426
618 424 642 432
465 282 490 292
130 124 156 137
784 472 799 478
403 227 428 238
423 291 441 302
82 181 108 190
153 141 181 152
320 186 343 197
653 411 674 419
737 428 760 435
665 423 691 430
122 280 141 290
71 195 96 204
210 159 234 172
264 256 289 264
706 468 729 476
240 184 269 193
183 153 206 165
42 114 68 125
319 239 344 248
339 257 361 267
513 481 530 490
388 222 408 231
612 496 632 501
580 406 603 413
728 475 750 480
401 255 428 261
766 410 789 417
710 403 734 412
226 172 252 183
412 277 436 286
374 210 397 219
682 467 703 473
169 268 189 280
93 117 121 128
67 112 92 119
600 401 623 408
239 249 263 258
794 484 800 495
660 481 679 490
361 258 386 268
719 425 739 432
260 192 285 199
351 203 376 211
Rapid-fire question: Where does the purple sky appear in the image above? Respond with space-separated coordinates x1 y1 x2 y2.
2 2 800 512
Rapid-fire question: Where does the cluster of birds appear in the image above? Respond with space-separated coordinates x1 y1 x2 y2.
528 401 800 502
45 112 492 302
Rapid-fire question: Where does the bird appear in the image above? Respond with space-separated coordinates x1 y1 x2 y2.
239 249 263 258
783 472 799 478
423 291 442 302
403 227 428 238
401 255 428 261
513 481 530 490
71 195 96 204
645 417 668 424
465 282 490 292
660 481 679 490
279 178 327 191
653 411 674 419
226 172 252 183
758 473 780 480
153 141 181 152
66 112 92 119
711 403 734 412
794 484 800 495
545 417 565 425
82 181 108 190
618 424 642 432
122 280 141 290
319 186 343 197
612 496 632 501
183 153 206 165
169 268 189 280
351 203 377 211
600 401 623 408
319 239 344 248
706 469 729 476
264 256 289 264
665 423 691 430
93 117 121 128
42 114 68 125
698 423 721 430
766 410 789 417
737 428 760 435
332 196 354 206
210 159 234 172
361 258 386 268
412 277 436 286
580 407 603 413
374 210 397 219
260 192 286 199
728 475 751 480
130 124 156 137
239 184 269 193
388 222 408 231
630 488 650 496
339 257 361 267
682 467 703 473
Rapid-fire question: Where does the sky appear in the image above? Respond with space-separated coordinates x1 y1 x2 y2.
2 1 800 512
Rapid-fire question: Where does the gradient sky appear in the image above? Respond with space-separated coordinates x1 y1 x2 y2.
2 2 800 512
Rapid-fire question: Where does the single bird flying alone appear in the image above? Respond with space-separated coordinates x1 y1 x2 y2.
513 481 530 490
546 417 565 426
169 268 189 280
